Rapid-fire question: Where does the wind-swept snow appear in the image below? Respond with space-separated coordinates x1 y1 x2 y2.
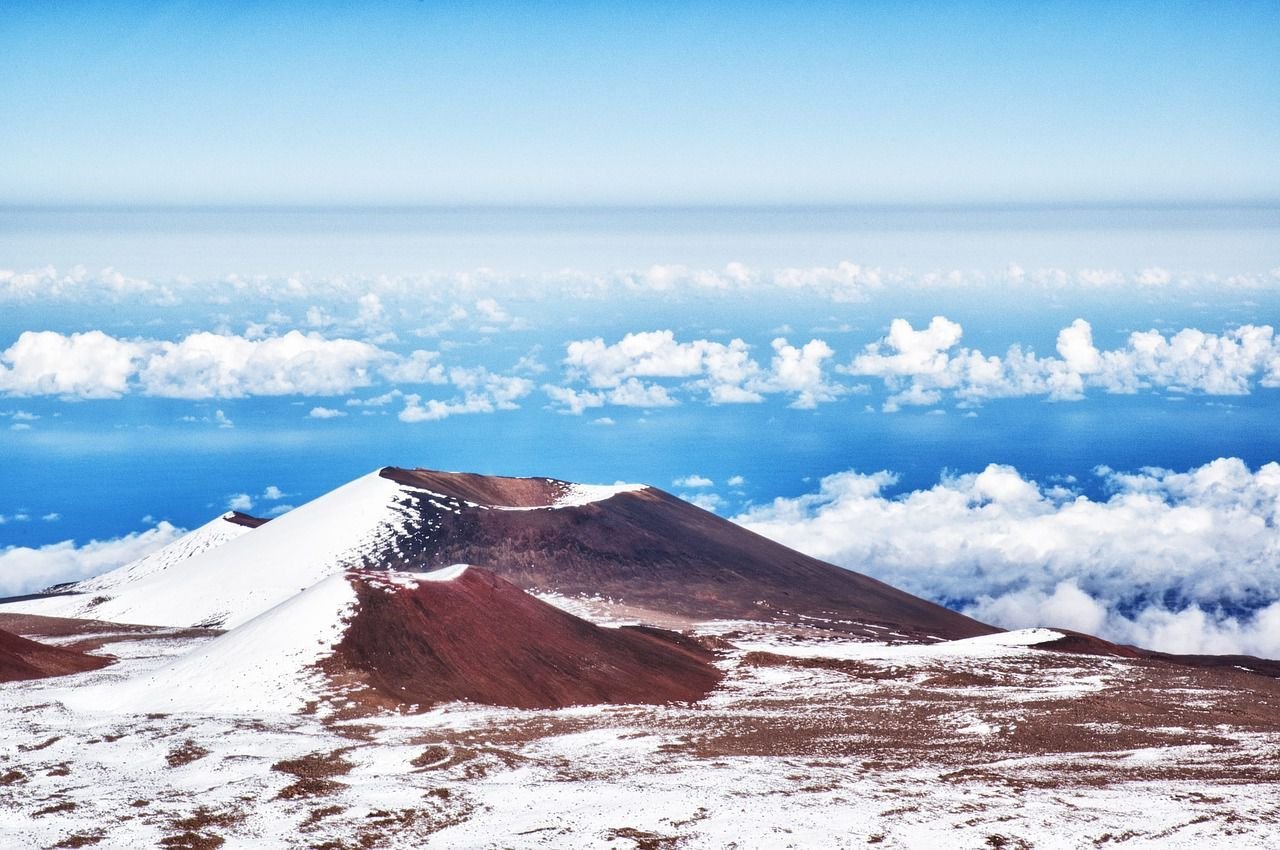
421 563 469 581
75 513 252 593
551 482 647 508
731 627 1066 664
0 470 410 629
65 574 357 715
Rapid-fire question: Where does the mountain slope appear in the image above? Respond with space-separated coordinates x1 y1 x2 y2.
85 565 721 714
379 467 995 639
0 466 992 639
327 565 722 711
0 628 112 682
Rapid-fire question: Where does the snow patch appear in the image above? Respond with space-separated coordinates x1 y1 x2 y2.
552 482 648 508
421 563 470 582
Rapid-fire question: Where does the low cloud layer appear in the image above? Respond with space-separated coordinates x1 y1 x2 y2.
0 523 186 596
846 317 1280 411
5 319 1280 421
4 263 1278 308
733 457 1280 658
0 330 389 400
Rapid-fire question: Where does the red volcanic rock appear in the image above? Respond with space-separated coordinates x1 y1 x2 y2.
381 468 568 508
327 566 723 711
224 511 270 529
0 628 112 683
1034 630 1146 659
376 467 996 640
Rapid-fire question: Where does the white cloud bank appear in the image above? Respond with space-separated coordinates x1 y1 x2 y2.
551 331 843 411
846 317 1280 411
6 320 1279 417
0 523 185 596
0 330 482 408
734 457 1280 658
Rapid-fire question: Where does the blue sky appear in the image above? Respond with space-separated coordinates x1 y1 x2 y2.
3 1 1279 204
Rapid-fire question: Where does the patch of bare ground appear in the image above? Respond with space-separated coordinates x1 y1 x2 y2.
742 651 915 681
20 735 62 752
300 805 345 831
33 801 77 817
273 749 354 800
0 611 221 654
604 827 682 849
171 808 243 832
1 768 27 785
166 740 210 767
984 835 1033 850
51 833 105 848
158 833 224 850
158 809 242 850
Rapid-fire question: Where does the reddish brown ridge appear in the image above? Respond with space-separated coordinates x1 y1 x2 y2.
1037 629 1280 678
381 467 569 508
0 627 113 683
376 467 996 640
224 511 270 529
326 566 723 711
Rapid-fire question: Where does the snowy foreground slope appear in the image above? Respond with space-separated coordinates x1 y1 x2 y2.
1 619 1277 849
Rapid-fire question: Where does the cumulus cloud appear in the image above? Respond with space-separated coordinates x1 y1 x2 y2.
398 368 534 423
227 493 254 512
308 406 347 419
845 317 1280 411
138 331 384 398
378 350 447 385
552 331 841 412
684 492 726 513
178 409 234 428
0 330 146 398
0 522 186 596
734 457 1280 658
674 474 714 488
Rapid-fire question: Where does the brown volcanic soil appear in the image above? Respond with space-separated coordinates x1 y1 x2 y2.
1035 629 1280 678
376 467 995 640
323 567 723 711
0 627 112 682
